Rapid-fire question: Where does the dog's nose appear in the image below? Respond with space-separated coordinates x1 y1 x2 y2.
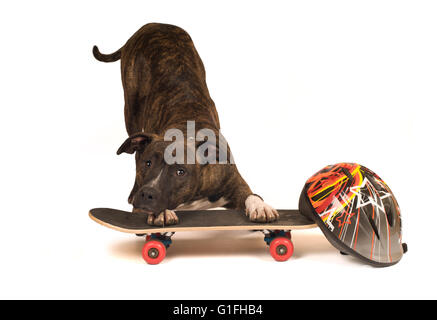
132 186 160 210
139 187 158 201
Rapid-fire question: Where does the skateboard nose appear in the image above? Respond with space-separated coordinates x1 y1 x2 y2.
133 187 159 208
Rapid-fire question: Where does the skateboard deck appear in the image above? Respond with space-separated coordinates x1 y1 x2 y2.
89 208 316 264
89 208 316 233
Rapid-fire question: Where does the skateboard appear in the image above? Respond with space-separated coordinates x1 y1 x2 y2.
89 208 317 264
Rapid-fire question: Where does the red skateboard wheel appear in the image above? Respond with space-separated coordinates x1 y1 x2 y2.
142 240 166 264
269 237 294 262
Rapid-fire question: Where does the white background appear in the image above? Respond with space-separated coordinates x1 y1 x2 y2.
0 0 436 299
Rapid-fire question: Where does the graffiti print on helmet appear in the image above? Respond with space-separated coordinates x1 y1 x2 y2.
299 163 407 267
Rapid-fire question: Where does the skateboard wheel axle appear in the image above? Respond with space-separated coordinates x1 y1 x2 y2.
148 248 159 258
276 244 288 256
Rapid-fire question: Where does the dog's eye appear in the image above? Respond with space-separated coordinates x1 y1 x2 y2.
176 168 185 176
146 160 152 167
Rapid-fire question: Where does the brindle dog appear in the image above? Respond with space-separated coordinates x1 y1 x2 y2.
93 23 278 226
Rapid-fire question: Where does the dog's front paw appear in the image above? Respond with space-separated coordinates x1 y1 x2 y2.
147 209 179 226
245 195 279 223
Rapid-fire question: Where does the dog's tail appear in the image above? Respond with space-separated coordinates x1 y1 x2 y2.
92 45 122 62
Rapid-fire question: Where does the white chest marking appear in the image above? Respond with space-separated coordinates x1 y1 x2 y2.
176 197 228 211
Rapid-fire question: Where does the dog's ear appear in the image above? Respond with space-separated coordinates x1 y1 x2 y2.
116 133 156 155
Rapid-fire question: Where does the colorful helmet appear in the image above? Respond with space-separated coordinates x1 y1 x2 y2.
299 163 407 267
